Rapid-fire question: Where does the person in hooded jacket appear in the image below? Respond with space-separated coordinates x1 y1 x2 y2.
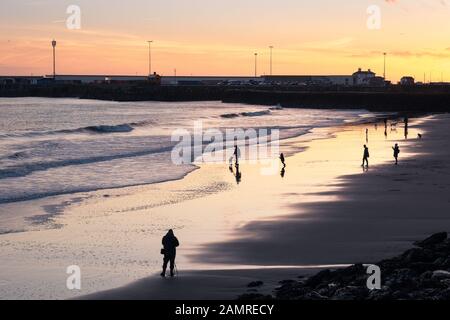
161 229 179 277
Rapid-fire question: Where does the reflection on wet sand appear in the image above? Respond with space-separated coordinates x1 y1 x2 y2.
0 117 421 299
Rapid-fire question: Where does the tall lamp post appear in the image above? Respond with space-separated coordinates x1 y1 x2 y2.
254 52 258 78
52 40 57 79
269 46 274 76
147 40 153 76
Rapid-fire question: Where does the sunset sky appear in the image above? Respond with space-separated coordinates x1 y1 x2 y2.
1 0 450 82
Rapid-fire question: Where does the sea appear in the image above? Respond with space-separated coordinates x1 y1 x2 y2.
0 97 372 205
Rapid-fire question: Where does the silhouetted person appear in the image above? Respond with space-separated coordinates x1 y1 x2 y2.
233 145 241 166
393 143 400 165
366 128 369 143
161 229 179 278
228 156 234 171
362 145 369 167
384 118 388 130
404 117 409 139
234 165 242 184
280 153 286 168
280 167 286 178
418 133 423 139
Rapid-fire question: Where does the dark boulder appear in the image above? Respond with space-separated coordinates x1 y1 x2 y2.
304 269 333 287
414 232 447 248
403 248 436 263
238 293 273 300
247 281 264 288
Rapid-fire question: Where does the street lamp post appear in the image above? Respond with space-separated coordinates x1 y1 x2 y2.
52 40 57 79
147 40 153 76
269 46 274 76
254 53 258 78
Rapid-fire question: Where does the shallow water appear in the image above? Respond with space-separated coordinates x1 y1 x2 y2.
0 98 370 206
0 107 418 299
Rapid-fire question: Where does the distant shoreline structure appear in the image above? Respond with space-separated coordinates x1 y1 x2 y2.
1 82 450 113
0 68 442 87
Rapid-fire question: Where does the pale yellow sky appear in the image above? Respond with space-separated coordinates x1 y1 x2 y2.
1 0 450 82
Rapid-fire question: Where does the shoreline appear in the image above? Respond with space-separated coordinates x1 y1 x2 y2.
1 86 450 112
1 111 445 300
80 114 449 300
0 105 382 208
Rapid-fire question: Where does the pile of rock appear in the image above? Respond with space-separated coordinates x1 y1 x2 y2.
239 232 450 300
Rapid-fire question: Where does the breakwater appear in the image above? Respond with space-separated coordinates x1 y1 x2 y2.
1 84 450 112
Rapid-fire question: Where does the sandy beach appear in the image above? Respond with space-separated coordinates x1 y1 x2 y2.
83 113 450 300
1 109 449 300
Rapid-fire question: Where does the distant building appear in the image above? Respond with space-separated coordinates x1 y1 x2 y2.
44 74 160 84
262 75 352 86
352 68 376 86
0 76 41 85
160 76 261 86
400 76 415 86
368 76 386 87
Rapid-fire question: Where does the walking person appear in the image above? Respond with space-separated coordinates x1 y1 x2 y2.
393 143 400 165
228 156 234 171
280 153 286 168
362 145 370 168
233 145 241 166
160 229 179 278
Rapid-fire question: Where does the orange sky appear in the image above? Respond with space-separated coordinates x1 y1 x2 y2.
1 0 450 82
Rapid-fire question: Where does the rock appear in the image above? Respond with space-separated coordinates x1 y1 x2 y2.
331 286 368 301
431 270 450 281
238 293 273 300
420 271 433 280
403 248 435 263
304 269 334 288
433 257 446 266
275 285 309 300
435 288 450 300
367 287 392 301
439 258 450 268
278 279 295 285
300 291 328 300
414 232 447 248
409 262 437 273
237 232 450 300
247 281 264 288
440 279 450 287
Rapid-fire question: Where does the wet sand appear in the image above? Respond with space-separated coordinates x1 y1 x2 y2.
83 114 450 300
2 113 447 300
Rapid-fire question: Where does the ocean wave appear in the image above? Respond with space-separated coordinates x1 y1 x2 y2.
241 110 271 117
220 113 240 119
220 109 271 119
0 145 176 180
85 124 134 133
0 120 153 139
0 164 198 205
